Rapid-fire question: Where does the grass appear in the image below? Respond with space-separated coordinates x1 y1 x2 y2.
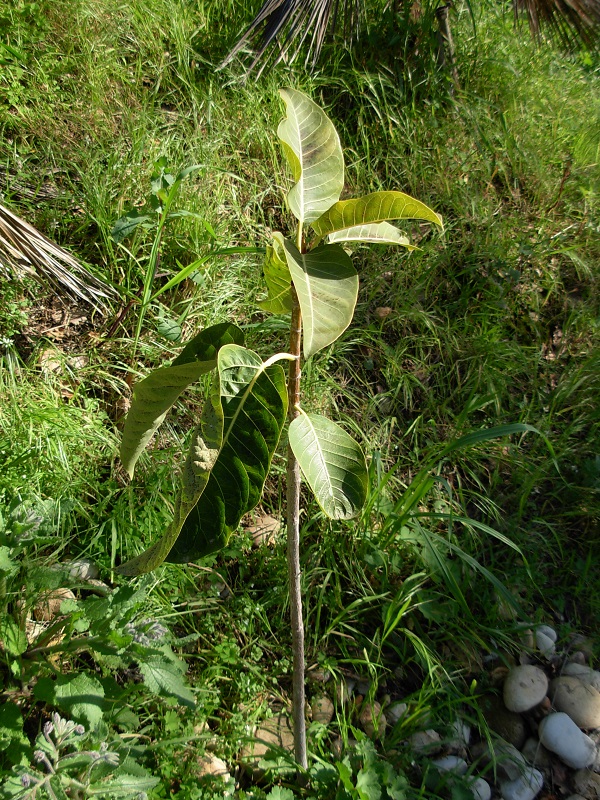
0 0 599 796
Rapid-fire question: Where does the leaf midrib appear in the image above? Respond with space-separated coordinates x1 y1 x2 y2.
220 352 274 452
303 414 336 502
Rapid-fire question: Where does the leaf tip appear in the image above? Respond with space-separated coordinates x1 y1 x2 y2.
119 454 135 480
114 561 139 577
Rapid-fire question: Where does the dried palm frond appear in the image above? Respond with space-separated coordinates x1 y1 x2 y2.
223 0 600 76
515 0 600 50
0 203 116 313
221 0 362 76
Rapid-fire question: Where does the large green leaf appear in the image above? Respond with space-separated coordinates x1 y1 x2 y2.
116 391 224 576
289 412 367 519
312 191 443 244
168 346 289 563
328 221 417 248
88 773 160 797
120 322 243 478
278 88 344 224
117 346 288 574
281 237 358 358
34 673 105 727
258 232 293 314
139 656 195 707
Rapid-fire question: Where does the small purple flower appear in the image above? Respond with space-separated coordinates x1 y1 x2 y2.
20 774 32 788
124 618 168 647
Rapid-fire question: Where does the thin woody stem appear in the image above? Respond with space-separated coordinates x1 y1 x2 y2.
287 224 307 770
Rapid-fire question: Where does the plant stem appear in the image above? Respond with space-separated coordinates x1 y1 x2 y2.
435 4 460 92
286 283 307 770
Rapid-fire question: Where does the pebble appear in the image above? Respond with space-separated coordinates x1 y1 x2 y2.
573 768 600 798
539 712 596 769
521 737 552 769
550 677 600 730
500 766 543 800
240 713 294 768
480 695 527 748
33 588 76 621
311 695 334 725
432 756 468 774
470 777 492 800
536 624 557 643
307 668 331 683
246 515 280 547
504 665 549 713
563 664 600 693
535 630 556 658
386 702 408 726
359 701 386 739
520 629 535 649
569 652 589 666
84 579 110 595
471 740 527 782
68 559 99 581
195 754 229 781
336 679 354 705
450 719 471 747
409 729 442 755
571 635 595 661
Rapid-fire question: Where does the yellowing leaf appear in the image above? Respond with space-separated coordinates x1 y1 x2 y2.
312 191 442 244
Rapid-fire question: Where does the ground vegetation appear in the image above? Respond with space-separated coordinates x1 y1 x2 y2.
0 0 598 797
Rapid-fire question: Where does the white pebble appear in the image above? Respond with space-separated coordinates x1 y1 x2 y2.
563 663 600 693
550 677 600 729
432 756 468 774
68 559 99 581
451 719 471 746
386 702 408 725
500 767 543 800
504 665 548 713
470 777 492 800
539 712 596 769
535 630 555 657
492 741 528 781
536 624 557 643
409 729 442 754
